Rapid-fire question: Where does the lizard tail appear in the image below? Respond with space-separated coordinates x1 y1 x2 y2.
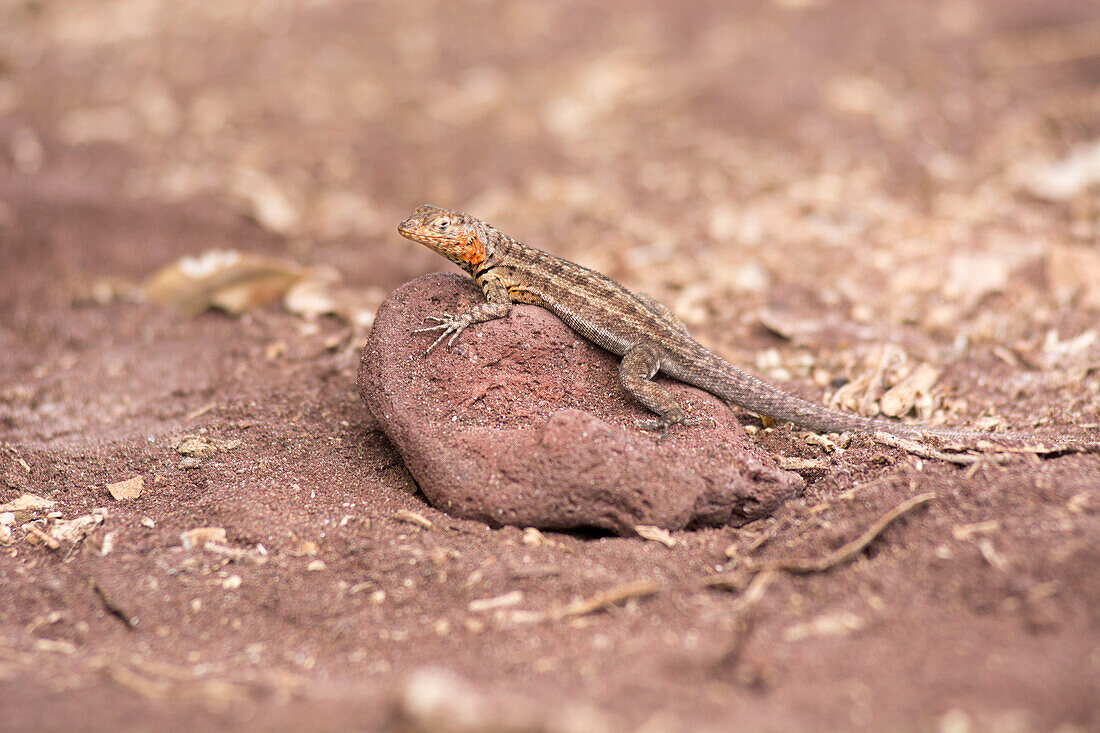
704 358 1008 440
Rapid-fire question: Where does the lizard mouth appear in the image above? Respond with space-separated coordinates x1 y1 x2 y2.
397 220 429 242
398 223 454 253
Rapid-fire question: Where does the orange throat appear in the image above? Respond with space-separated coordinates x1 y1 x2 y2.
458 233 486 268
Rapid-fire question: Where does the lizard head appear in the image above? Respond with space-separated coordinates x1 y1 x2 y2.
398 205 486 272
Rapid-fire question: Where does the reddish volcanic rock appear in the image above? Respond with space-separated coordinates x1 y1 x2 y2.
358 273 803 534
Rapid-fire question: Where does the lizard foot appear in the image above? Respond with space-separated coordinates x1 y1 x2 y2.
634 418 672 440
413 313 473 354
634 411 715 437
682 414 716 428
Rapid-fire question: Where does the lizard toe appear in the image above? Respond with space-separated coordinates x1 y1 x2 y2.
634 417 673 440
682 414 716 429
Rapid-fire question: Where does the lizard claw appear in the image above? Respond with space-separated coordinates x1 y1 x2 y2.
634 418 671 440
418 313 456 325
634 408 714 437
413 313 472 354
682 414 716 429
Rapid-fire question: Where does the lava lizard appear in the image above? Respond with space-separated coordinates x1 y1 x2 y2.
397 204 1077 443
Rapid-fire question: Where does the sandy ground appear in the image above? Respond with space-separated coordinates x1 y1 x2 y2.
2 1 1100 730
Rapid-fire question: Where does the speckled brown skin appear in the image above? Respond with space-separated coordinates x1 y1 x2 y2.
396 205 1027 439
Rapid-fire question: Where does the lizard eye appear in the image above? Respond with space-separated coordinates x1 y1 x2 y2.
436 218 450 230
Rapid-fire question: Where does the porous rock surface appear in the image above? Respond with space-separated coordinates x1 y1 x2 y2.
358 273 803 534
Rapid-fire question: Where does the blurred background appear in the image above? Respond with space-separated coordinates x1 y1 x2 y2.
2 0 1098 342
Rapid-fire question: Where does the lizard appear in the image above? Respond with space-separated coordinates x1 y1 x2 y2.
396 204 1080 444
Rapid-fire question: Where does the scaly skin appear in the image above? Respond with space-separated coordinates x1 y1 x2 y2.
396 204 1066 442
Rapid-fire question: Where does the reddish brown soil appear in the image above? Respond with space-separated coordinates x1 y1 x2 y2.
2 1 1099 731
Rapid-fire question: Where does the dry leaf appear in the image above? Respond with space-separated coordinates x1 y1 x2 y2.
755 308 824 345
203 542 267 565
313 189 383 239
1066 493 1092 514
71 276 139 306
144 250 309 316
829 344 912 418
0 493 56 523
106 476 144 501
283 274 338 320
880 363 940 418
977 538 1010 572
50 511 106 543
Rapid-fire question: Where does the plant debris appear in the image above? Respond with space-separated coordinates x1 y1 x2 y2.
634 525 677 548
879 363 941 419
1023 139 1100 201
180 527 227 550
468 591 523 613
1047 244 1100 309
708 494 937 590
145 250 312 316
92 579 139 629
749 493 937 575
106 476 144 501
559 580 661 618
0 493 56 523
395 509 433 529
172 435 241 458
783 611 865 642
25 523 60 550
55 514 106 543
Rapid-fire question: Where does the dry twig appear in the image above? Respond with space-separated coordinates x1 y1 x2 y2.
559 580 661 617
707 493 937 598
751 493 937 574
873 433 980 465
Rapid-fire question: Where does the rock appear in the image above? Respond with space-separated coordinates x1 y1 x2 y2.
358 273 803 535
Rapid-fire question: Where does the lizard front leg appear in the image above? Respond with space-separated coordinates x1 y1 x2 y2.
620 343 713 434
415 276 513 353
